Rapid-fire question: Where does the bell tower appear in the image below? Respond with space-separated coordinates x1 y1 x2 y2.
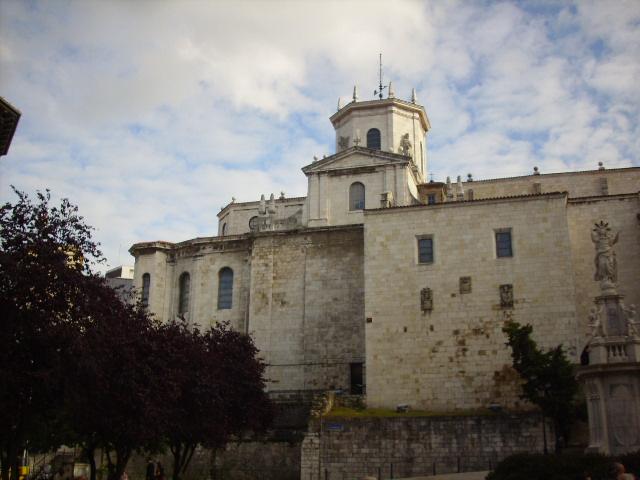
330 85 431 182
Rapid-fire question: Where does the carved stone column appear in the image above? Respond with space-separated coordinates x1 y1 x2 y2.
577 221 640 455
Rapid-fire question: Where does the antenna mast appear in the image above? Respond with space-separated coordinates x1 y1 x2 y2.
373 53 387 100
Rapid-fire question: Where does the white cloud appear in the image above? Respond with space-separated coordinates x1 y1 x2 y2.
0 0 638 271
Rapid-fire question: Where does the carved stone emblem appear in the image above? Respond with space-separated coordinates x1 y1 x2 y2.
421 287 433 313
398 133 412 157
499 284 513 308
338 136 350 151
459 276 471 294
591 220 618 288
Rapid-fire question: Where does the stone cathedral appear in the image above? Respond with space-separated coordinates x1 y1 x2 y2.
130 87 640 420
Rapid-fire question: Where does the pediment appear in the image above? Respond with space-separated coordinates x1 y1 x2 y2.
302 147 409 175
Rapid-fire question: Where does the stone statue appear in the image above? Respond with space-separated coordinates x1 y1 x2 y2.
456 175 464 199
591 221 618 285
338 136 350 151
623 304 639 337
398 133 412 156
588 306 605 338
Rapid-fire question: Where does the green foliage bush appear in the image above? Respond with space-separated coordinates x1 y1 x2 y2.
486 451 640 480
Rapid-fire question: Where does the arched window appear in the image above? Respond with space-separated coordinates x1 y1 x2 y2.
218 267 233 310
141 273 150 308
221 223 227 236
349 182 365 211
249 216 259 232
366 128 381 150
178 272 190 315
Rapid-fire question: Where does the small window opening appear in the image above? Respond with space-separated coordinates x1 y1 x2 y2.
349 182 365 211
366 128 381 150
178 272 190 314
141 273 150 308
218 267 233 310
350 362 364 394
495 230 513 258
417 237 434 264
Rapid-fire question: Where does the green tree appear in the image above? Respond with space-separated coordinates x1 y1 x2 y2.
160 319 273 480
0 188 103 480
503 321 579 453
65 282 175 480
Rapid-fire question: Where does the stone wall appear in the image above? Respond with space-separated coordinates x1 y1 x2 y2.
218 198 306 236
305 155 415 228
462 167 640 200
214 440 302 480
111 440 301 480
332 100 428 176
249 226 365 393
133 246 171 320
364 193 578 410
132 237 252 331
301 414 550 480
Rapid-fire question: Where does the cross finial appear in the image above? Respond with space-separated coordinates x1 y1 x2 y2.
373 53 387 100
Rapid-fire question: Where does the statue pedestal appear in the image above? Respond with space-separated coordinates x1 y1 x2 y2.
595 294 628 336
589 336 640 364
577 362 640 455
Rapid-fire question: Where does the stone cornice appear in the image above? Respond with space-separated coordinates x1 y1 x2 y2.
576 361 640 380
330 98 430 131
301 146 410 174
455 166 640 186
365 191 569 215
218 196 306 218
567 192 639 204
129 225 363 257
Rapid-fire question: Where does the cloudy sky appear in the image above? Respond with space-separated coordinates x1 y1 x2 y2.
1 0 639 272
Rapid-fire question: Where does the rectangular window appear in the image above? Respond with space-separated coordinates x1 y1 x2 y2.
417 237 434 264
495 230 513 258
427 194 436 205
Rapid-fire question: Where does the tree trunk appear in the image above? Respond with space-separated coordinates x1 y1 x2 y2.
210 449 217 480
553 419 562 454
170 444 183 480
83 445 97 480
181 446 195 477
541 414 548 455
109 449 131 480
170 442 197 480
